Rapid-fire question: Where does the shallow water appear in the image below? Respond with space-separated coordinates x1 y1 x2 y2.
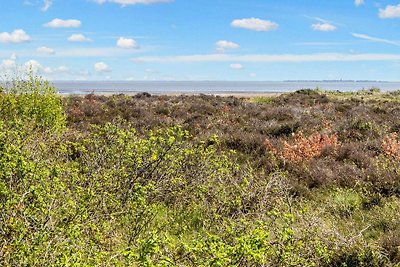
52 81 400 95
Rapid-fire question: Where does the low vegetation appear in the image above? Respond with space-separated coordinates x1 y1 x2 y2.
2 78 400 266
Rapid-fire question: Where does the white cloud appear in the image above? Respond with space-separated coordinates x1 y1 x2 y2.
37 46 56 55
23 0 34 6
0 56 56 78
311 23 337 32
44 18 81 28
230 63 243 69
231 18 278 32
355 0 364 6
295 41 349 46
24 60 53 74
379 4 400 18
95 0 173 5
0 54 17 71
68 34 92 42
42 0 52 11
249 73 257 77
54 47 143 57
132 53 400 63
0 29 31 43
215 40 240 53
56 66 69 72
117 37 139 49
94 62 111 72
2 59 16 69
352 33 400 46
145 68 157 73
24 60 42 72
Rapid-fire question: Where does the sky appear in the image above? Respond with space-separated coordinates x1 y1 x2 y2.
1 0 400 81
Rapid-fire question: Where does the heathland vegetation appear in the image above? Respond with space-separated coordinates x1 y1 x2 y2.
2 76 400 266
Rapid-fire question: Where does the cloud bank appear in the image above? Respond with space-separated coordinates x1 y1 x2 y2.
132 53 400 63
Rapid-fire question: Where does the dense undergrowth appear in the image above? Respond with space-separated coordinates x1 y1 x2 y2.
2 78 400 266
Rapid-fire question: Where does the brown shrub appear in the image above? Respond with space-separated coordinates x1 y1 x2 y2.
380 229 400 263
273 89 329 106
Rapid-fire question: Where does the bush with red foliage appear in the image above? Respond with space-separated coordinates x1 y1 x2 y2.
265 131 340 163
382 132 400 160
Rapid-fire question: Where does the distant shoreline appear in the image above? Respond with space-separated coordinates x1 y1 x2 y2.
53 80 400 95
60 91 283 98
51 80 399 83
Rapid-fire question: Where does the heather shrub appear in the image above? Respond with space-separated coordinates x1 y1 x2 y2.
273 89 329 106
336 142 373 169
267 121 301 137
327 247 385 267
265 131 340 163
380 229 400 263
382 132 400 160
364 157 400 197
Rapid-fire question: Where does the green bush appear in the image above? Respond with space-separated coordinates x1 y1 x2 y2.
0 119 243 266
0 73 65 132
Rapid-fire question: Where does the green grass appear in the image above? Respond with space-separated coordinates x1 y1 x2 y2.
251 96 275 104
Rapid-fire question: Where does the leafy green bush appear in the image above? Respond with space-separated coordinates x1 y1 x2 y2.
0 73 65 131
0 118 243 266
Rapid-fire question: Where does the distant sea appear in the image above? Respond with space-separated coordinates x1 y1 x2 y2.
52 81 400 95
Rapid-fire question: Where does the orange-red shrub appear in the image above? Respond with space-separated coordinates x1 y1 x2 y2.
265 131 340 163
382 132 400 160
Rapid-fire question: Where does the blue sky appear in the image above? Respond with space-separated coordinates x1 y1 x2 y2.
1 0 400 81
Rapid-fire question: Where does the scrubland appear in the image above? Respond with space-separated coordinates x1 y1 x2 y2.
2 77 400 266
